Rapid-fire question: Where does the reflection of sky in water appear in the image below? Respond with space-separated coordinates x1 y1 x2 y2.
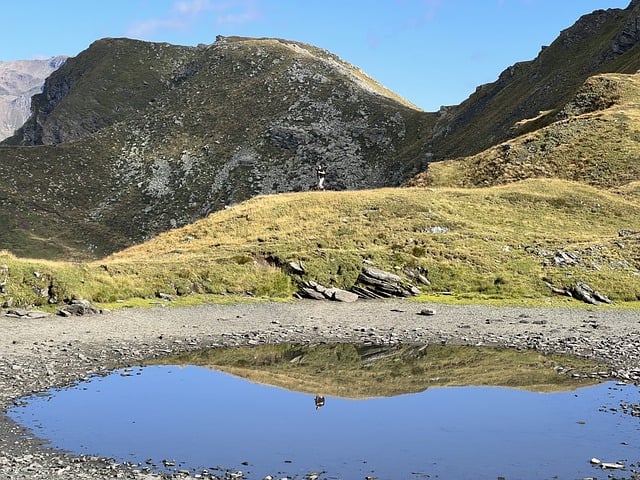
8 365 640 479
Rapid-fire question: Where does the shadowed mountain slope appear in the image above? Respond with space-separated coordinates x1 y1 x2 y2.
408 71 640 189
430 0 640 160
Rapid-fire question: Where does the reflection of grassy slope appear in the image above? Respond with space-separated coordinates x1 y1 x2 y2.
150 344 602 396
2 178 640 306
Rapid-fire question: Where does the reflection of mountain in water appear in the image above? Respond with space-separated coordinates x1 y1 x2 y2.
8 366 639 480
148 343 603 397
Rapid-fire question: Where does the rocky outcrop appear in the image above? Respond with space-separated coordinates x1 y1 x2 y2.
56 299 105 316
544 280 614 305
296 262 429 303
297 266 421 301
611 0 640 54
297 281 359 302
351 266 421 299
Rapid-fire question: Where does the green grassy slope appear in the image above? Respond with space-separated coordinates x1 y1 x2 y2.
411 72 640 189
2 179 638 307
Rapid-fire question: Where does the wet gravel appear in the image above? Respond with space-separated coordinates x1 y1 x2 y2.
1 299 640 479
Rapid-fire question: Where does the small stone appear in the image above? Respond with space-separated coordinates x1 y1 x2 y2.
418 308 436 316
288 261 305 274
327 288 358 303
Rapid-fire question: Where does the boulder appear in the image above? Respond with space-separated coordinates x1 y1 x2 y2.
545 280 613 305
324 287 359 303
57 299 102 316
299 287 325 301
353 266 420 299
297 281 358 302
361 266 402 283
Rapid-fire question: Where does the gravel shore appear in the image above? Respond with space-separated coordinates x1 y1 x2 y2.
1 299 640 479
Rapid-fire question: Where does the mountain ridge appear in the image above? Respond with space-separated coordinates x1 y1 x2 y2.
2 2 640 260
408 71 640 189
0 36 434 258
430 1 640 160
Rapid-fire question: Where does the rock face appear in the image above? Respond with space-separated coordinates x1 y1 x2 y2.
612 0 640 54
352 266 421 299
0 56 66 141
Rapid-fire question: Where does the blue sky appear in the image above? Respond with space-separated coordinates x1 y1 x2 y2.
1 0 631 111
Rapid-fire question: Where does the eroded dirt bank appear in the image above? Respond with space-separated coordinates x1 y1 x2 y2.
1 299 639 479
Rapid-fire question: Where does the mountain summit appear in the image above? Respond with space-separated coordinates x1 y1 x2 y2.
0 36 433 257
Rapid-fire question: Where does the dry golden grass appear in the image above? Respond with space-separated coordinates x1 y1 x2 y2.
2 178 640 307
412 72 640 190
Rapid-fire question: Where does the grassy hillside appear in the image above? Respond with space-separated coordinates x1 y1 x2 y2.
411 72 640 189
2 179 639 308
3 8 640 308
432 4 639 160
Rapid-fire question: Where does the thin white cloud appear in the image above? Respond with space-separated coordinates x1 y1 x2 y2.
126 0 261 39
367 33 381 48
405 0 441 27
212 0 261 26
127 18 186 38
368 0 441 49
174 0 213 15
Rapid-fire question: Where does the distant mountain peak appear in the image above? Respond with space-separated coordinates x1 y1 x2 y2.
0 56 67 140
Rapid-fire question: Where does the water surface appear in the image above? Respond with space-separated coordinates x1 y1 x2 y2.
8 365 640 479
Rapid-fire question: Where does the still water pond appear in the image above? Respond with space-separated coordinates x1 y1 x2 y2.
8 360 640 479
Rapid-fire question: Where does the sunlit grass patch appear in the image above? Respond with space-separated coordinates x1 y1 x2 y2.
2 177 640 308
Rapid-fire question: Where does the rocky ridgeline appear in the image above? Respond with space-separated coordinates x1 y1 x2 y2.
0 37 432 257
